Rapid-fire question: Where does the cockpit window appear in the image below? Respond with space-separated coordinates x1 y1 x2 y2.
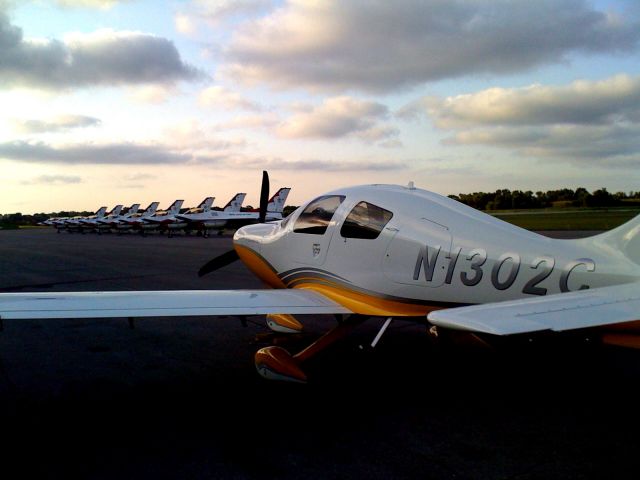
340 201 393 240
281 207 299 229
293 195 345 235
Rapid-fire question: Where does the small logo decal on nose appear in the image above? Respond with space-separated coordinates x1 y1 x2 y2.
313 243 321 257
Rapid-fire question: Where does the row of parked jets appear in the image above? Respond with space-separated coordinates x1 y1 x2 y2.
42 188 292 237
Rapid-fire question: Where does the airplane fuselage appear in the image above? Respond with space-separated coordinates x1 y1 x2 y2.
177 211 285 230
234 184 640 317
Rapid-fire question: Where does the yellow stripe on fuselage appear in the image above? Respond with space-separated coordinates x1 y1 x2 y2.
235 244 443 316
293 282 439 317
234 244 285 288
285 276 435 316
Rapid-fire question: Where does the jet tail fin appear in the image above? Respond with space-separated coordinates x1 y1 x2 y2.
198 197 215 212
127 204 140 215
109 205 123 216
95 206 107 218
143 202 159 216
167 199 184 215
223 193 246 212
267 188 291 213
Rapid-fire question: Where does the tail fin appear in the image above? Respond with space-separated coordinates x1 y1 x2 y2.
167 199 184 215
223 193 246 212
267 188 291 213
143 202 159 217
108 205 123 216
198 197 215 212
127 204 140 215
588 213 640 265
95 206 107 218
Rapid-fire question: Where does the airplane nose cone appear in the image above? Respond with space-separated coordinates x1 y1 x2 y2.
233 222 285 288
233 223 279 250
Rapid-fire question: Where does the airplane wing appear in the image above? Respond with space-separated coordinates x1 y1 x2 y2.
0 290 351 320
428 282 640 335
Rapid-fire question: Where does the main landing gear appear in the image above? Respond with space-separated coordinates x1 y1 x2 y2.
254 314 394 383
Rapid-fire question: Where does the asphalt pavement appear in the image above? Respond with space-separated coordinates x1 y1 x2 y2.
0 228 639 479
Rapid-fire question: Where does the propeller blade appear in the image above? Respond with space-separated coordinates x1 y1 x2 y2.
259 170 270 223
198 249 240 277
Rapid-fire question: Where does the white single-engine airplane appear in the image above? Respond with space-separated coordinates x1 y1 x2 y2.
1 173 639 383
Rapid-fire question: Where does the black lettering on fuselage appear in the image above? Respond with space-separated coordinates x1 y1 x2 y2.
560 258 596 292
444 247 462 285
412 243 595 294
491 253 521 290
460 249 487 287
522 256 555 295
413 244 441 282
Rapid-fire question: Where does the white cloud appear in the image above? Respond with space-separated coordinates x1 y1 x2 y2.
277 96 397 143
174 0 273 40
21 174 82 185
222 0 640 92
174 13 196 35
215 113 280 131
448 124 640 164
176 0 272 27
124 173 156 181
0 11 203 90
199 0 271 21
377 138 403 149
228 155 407 172
0 140 194 164
127 85 176 104
162 120 247 150
412 74 640 168
355 125 401 143
199 86 263 111
53 0 130 8
11 115 101 133
419 75 640 128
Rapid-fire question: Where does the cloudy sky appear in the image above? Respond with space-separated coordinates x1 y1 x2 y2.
1 0 640 214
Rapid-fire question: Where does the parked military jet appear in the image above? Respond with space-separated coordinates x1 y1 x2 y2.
175 190 290 237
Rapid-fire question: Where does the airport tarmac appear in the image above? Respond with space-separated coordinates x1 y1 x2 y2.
1 228 639 479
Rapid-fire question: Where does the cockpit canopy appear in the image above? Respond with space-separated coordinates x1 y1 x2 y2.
293 195 345 235
289 195 393 240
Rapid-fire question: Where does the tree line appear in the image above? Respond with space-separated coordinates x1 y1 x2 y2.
0 211 93 229
448 188 640 211
2 188 640 228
